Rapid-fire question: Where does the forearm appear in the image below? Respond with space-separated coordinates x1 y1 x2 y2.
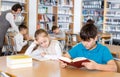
25 42 36 55
95 64 117 72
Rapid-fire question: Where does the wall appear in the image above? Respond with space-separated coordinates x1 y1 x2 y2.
73 0 82 34
29 0 37 37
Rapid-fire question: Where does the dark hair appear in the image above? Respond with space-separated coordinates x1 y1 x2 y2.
11 3 22 12
18 24 27 31
86 19 95 25
34 29 48 40
80 24 98 41
52 26 58 31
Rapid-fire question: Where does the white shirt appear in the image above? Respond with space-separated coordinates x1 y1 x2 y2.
14 33 27 52
25 40 62 60
6 13 19 32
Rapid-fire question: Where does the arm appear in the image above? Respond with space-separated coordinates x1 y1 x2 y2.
24 42 36 55
82 46 117 72
14 34 27 51
6 13 19 32
82 60 117 72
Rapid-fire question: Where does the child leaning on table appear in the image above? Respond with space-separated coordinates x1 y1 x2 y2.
60 24 117 72
25 29 62 60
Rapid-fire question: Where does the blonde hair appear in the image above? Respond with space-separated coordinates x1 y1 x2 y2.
34 29 48 40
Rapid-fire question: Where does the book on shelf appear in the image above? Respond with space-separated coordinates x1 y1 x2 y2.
59 57 90 68
7 55 32 69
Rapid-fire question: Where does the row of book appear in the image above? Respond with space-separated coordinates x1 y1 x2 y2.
58 0 73 6
39 0 57 6
83 0 103 9
38 6 53 14
105 26 120 32
107 2 120 9
106 18 120 24
2 0 25 3
58 8 72 15
38 14 52 22
7 55 32 69
82 10 103 16
58 16 72 22
106 11 120 16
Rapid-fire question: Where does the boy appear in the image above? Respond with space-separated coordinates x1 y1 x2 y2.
14 24 28 52
61 24 117 72
52 26 65 38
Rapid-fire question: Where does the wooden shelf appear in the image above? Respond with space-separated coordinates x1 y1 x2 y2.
37 0 74 33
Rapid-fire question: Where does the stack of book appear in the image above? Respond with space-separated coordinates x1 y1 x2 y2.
6 55 32 69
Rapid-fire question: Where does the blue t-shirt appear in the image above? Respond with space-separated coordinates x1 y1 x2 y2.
68 42 113 64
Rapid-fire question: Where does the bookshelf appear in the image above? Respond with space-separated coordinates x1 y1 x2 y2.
0 0 29 27
104 0 120 41
82 0 104 32
37 0 74 33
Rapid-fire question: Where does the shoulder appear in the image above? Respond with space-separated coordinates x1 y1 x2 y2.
96 43 110 52
51 40 59 44
73 43 83 48
14 33 22 38
6 12 13 17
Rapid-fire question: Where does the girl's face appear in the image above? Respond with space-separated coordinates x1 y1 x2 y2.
37 33 50 48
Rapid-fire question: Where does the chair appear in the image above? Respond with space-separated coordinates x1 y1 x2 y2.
3 32 17 56
115 59 120 73
65 32 81 51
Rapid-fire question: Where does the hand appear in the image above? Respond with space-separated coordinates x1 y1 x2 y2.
33 40 39 45
40 52 46 57
82 60 98 70
59 60 67 68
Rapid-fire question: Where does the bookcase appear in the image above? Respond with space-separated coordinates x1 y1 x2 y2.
0 0 29 27
82 0 104 32
37 0 74 33
103 0 120 42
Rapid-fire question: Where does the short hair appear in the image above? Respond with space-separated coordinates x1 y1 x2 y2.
52 26 58 31
18 24 27 31
80 24 98 41
34 29 48 40
11 3 22 12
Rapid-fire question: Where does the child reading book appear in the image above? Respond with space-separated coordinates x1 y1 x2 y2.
25 29 62 60
60 24 117 72
14 24 30 52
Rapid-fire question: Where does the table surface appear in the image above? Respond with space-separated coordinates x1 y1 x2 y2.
0 56 120 77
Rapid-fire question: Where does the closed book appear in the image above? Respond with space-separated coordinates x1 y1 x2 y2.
7 55 32 64
59 57 90 68
7 62 32 69
7 55 32 69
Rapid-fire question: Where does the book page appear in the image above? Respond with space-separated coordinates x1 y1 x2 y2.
72 57 87 62
59 57 72 63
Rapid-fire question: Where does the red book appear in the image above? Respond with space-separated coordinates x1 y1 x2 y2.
59 57 90 68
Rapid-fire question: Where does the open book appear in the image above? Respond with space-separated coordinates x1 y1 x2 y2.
59 57 90 68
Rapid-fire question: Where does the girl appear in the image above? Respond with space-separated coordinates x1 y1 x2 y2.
25 29 62 60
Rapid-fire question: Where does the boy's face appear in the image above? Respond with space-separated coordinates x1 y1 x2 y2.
82 37 97 50
53 28 59 34
37 33 50 48
22 29 28 35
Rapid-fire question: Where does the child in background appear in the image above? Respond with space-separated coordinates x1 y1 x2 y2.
25 29 62 60
52 26 65 38
60 24 117 72
14 24 28 52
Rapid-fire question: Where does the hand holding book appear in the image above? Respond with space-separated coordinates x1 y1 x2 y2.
59 57 90 68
